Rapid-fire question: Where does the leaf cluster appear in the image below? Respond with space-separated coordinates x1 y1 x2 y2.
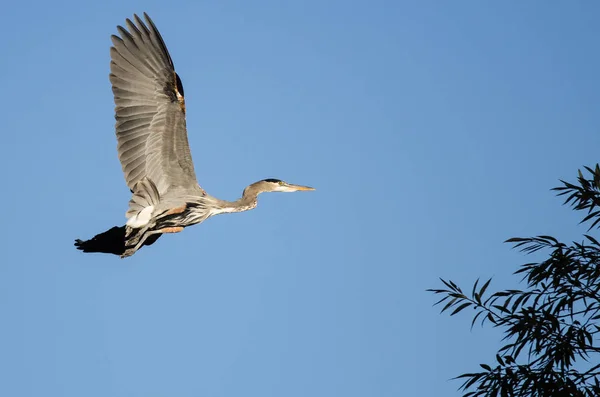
429 166 600 397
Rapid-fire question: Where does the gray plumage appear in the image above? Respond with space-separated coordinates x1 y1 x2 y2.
75 13 314 258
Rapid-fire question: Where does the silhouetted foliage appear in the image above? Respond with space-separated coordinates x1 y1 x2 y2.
429 165 600 397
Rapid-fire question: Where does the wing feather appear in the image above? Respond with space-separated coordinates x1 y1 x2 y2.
110 13 198 195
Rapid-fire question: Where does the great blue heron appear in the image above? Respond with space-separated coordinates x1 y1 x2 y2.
75 13 314 258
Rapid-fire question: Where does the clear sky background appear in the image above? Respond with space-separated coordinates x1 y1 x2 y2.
2 1 600 396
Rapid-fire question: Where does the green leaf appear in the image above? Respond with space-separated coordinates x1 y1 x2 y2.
492 305 511 314
440 297 458 314
472 278 480 299
479 278 492 299
496 354 504 366
451 302 472 316
471 311 483 331
440 278 457 291
433 295 449 306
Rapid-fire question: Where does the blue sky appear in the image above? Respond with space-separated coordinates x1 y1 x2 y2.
2 1 600 396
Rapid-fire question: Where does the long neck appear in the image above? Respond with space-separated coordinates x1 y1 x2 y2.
213 183 262 214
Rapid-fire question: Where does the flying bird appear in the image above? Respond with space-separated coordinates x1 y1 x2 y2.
75 13 314 258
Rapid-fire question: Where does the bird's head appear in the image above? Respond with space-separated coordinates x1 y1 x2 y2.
242 179 315 199
259 178 315 193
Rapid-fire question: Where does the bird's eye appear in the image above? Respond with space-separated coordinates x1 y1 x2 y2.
278 181 285 186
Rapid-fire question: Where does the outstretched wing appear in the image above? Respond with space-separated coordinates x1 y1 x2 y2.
110 13 198 195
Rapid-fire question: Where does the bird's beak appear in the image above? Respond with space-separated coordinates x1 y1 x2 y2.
287 183 315 191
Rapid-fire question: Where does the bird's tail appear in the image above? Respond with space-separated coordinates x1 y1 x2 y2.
75 226 127 256
75 225 163 257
